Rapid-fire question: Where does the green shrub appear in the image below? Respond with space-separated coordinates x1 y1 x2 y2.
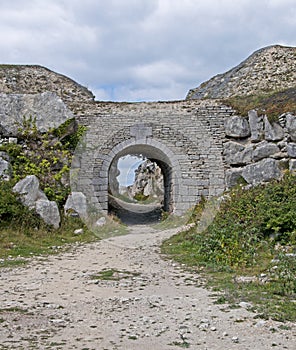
163 173 296 269
0 180 43 230
269 252 296 296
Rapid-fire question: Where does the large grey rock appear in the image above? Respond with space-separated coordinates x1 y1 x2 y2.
225 168 243 188
0 92 74 136
225 116 250 138
287 143 296 158
13 175 47 208
64 192 87 219
35 199 60 229
224 141 253 165
289 159 296 172
248 110 264 142
253 141 280 161
241 158 281 185
264 116 284 141
0 156 11 180
286 114 296 142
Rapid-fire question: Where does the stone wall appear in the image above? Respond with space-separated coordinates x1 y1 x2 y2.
72 100 234 215
224 111 296 188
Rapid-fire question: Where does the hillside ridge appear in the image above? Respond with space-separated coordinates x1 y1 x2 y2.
187 45 296 100
0 64 94 107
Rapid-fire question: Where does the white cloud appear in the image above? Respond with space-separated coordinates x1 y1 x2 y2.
0 0 295 101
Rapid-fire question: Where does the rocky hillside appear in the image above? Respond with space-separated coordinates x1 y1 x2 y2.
187 45 296 100
0 65 94 108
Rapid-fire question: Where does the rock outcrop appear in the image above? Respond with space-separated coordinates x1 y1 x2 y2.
0 92 74 136
128 160 164 201
187 45 296 100
0 65 94 108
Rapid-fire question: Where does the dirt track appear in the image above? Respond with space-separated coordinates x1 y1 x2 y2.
0 225 295 349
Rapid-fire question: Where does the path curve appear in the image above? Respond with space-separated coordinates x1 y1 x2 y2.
0 225 295 349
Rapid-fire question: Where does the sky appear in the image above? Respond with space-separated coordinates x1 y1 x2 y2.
0 0 295 103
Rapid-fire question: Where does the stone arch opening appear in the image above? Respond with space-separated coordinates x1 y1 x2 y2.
106 143 177 224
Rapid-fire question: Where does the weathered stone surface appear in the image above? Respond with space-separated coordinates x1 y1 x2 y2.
287 143 296 158
0 92 74 136
109 159 120 196
35 199 60 229
225 168 243 188
0 156 11 180
289 159 296 172
224 116 250 138
286 114 296 142
128 160 164 199
64 192 88 219
13 175 47 208
264 116 284 141
241 158 281 185
248 110 264 142
95 217 107 227
253 141 280 161
223 141 253 165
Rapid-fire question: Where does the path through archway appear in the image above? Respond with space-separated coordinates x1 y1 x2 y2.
107 144 174 224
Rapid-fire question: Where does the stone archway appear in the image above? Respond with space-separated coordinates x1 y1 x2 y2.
96 139 182 218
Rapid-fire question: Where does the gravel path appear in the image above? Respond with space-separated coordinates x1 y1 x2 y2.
0 224 295 349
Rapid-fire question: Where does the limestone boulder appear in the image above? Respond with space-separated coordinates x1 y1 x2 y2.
0 92 74 136
223 141 253 165
13 175 47 208
64 192 87 219
253 141 280 161
287 143 296 158
225 168 243 188
13 175 61 228
224 116 250 138
241 158 281 185
264 116 284 141
35 199 60 229
248 110 264 142
0 155 11 180
289 159 296 172
286 114 296 141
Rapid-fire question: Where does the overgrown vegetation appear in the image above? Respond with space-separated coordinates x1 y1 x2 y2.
223 87 296 122
0 117 104 266
0 116 86 206
162 173 296 321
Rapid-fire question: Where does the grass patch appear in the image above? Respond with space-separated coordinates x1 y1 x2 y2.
0 307 28 313
153 210 194 230
162 173 296 322
0 216 99 267
223 87 296 122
